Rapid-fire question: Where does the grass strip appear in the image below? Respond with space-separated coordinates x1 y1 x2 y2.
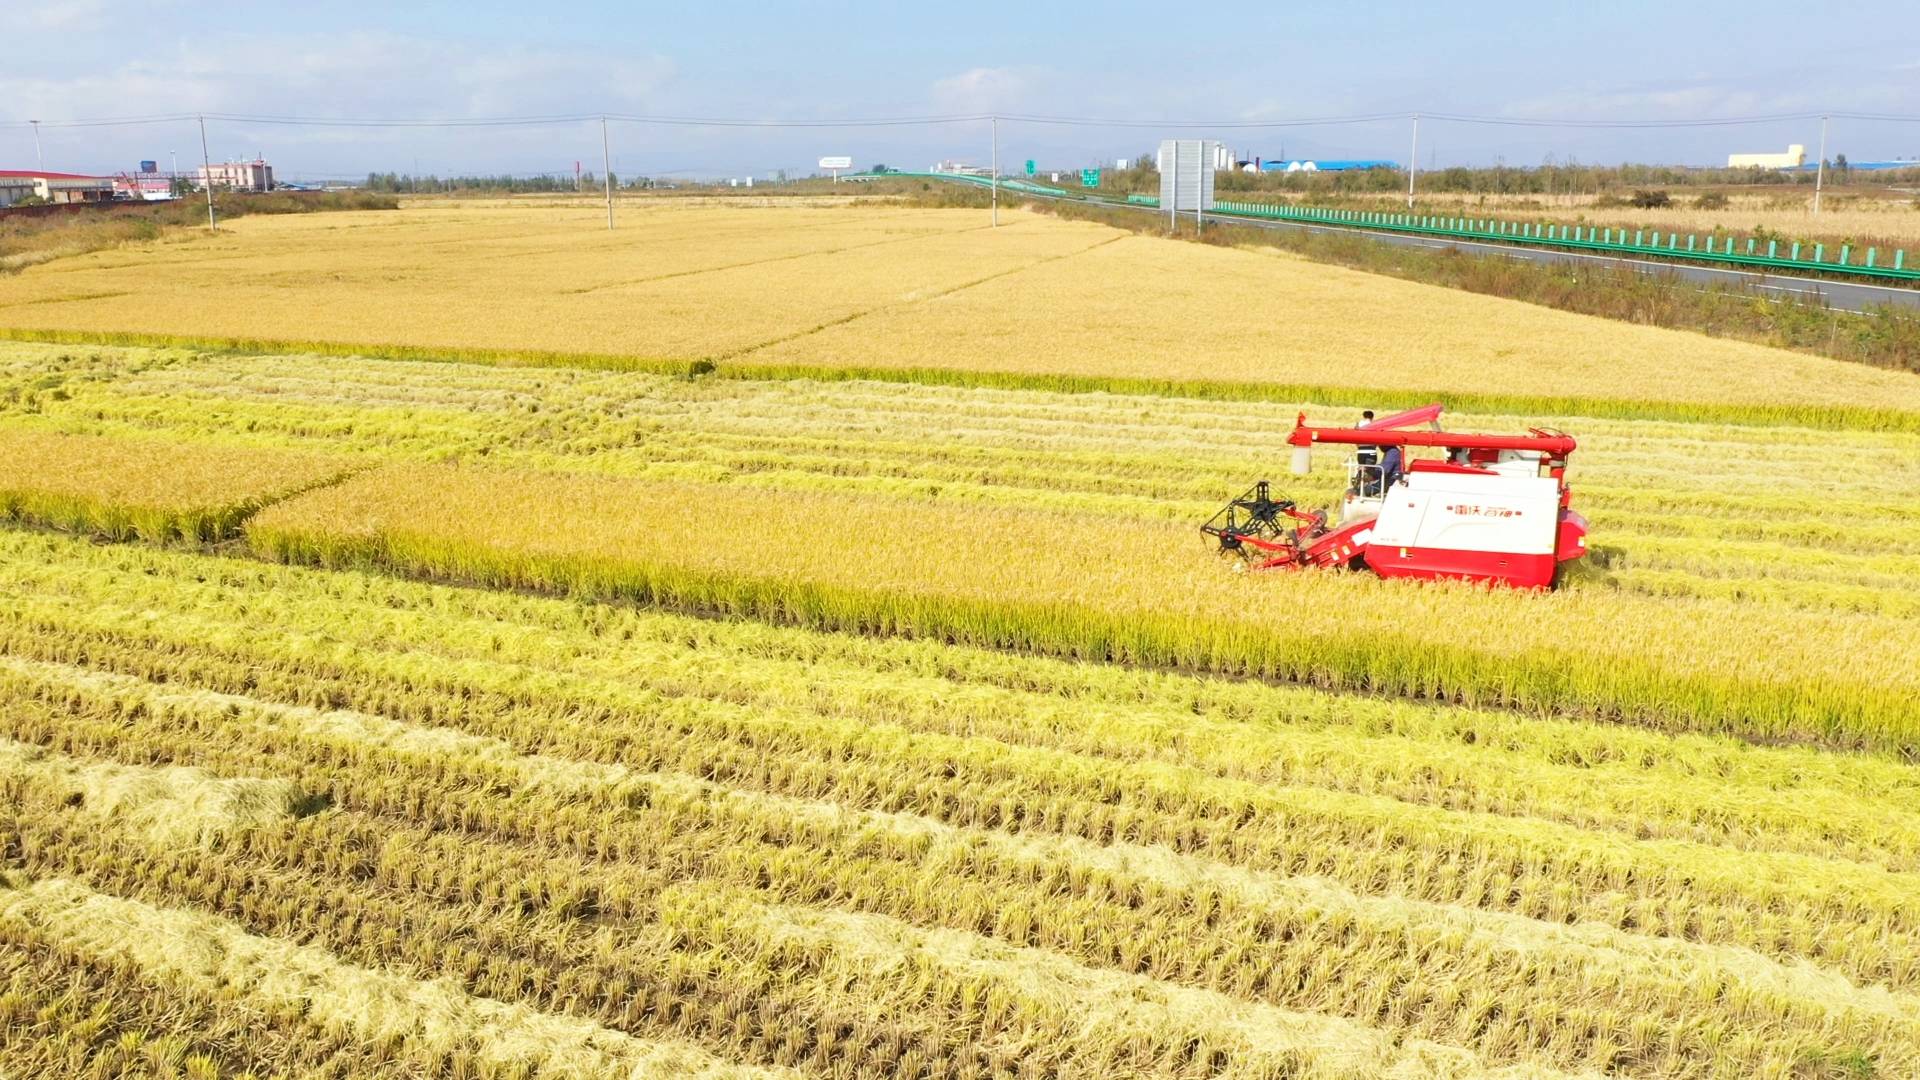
0 326 712 379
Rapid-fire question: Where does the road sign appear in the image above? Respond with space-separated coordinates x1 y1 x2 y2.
1025 159 1035 176
1080 169 1100 188
1158 140 1218 212
818 156 853 170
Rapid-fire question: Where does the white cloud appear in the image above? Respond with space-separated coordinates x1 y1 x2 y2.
2 0 110 30
930 67 1030 114
0 31 676 123
0 30 682 174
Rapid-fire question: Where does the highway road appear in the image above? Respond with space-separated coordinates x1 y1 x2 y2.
1006 187 1920 314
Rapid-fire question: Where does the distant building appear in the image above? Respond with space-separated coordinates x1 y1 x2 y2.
1258 159 1399 174
114 172 178 201
0 169 116 205
1784 157 1920 173
931 160 991 177
195 159 274 192
0 174 34 207
1728 145 1806 169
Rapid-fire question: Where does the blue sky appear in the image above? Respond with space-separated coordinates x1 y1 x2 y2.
4 1 1917 180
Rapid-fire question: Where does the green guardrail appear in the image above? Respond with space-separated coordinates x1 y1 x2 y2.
861 174 1913 285
1208 200 1919 284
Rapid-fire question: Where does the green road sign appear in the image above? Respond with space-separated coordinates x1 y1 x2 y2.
1080 169 1100 188
1025 159 1035 176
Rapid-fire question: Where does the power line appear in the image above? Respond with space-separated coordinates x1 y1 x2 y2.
8 108 1920 132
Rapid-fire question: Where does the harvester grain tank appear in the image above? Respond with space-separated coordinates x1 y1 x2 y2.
1202 404 1588 589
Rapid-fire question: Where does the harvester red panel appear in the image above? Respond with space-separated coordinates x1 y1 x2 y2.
1201 404 1587 590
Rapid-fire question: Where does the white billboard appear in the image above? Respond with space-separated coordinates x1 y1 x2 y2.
818 156 854 170
1157 140 1219 212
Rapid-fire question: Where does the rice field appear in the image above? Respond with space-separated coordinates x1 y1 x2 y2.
6 200 1920 424
4 194 1920 1077
0 427 351 541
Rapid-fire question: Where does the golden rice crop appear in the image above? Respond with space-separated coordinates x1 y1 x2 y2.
741 231 1920 413
18 340 1919 622
11 343 1920 741
248 461 1920 754
0 427 350 541
0 203 1107 364
3 201 1918 421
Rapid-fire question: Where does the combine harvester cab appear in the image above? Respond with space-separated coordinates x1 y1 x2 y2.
1203 403 1588 589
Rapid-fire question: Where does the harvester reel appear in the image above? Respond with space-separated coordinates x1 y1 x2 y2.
1202 481 1297 556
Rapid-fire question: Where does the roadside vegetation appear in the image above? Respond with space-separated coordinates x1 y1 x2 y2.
984 186 1920 375
0 190 397 274
1217 188 1920 257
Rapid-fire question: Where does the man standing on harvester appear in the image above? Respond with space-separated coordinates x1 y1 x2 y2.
1355 410 1382 497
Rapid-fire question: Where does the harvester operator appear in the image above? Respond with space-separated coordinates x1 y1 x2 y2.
1380 445 1404 489
1356 410 1383 497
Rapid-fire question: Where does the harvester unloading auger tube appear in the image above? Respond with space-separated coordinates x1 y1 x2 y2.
1202 403 1588 589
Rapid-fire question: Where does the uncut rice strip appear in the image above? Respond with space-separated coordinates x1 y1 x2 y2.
0 875 792 1080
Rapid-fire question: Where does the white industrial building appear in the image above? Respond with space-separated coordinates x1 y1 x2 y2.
195 158 275 192
1728 144 1807 169
930 160 990 177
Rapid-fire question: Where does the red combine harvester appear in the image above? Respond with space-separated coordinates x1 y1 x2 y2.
1202 404 1588 589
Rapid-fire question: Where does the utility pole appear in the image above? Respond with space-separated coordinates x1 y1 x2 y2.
1813 114 1829 215
601 116 615 230
1406 114 1418 209
197 115 216 231
990 115 999 227
30 120 42 171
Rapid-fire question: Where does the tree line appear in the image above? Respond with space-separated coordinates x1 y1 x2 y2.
361 172 660 194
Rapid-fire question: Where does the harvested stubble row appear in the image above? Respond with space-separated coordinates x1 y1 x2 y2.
0 873 791 1080
12 529 1920 871
7 757 1521 1079
2 531 1918 1077
0 930 443 1079
0 426 351 542
14 626 1920 1004
248 462 1920 754
2 669 1911 1080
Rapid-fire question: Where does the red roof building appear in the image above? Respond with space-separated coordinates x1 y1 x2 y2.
0 169 116 206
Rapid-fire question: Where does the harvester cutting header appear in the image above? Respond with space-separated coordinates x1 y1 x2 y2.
1202 404 1588 589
